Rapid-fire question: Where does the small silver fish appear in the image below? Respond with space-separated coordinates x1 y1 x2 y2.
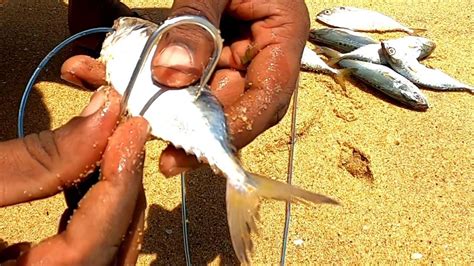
316 6 424 34
308 28 378 53
100 17 338 264
338 59 429 110
323 43 388 65
300 46 350 88
322 36 436 66
381 40 474 93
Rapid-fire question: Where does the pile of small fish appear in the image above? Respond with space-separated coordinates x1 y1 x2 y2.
300 6 474 110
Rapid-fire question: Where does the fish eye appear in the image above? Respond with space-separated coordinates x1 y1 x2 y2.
324 9 332 15
388 47 396 55
414 93 424 101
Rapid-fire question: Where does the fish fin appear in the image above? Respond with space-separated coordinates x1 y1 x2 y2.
327 56 343 67
226 172 338 264
333 68 353 89
409 28 427 36
315 46 342 61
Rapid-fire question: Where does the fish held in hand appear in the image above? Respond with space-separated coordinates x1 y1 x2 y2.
381 40 474 93
316 6 425 35
100 17 339 264
300 46 350 88
308 28 378 53
338 59 429 110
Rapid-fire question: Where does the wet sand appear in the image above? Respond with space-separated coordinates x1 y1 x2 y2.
0 0 472 264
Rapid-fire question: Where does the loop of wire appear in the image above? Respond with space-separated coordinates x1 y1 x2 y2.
17 27 114 137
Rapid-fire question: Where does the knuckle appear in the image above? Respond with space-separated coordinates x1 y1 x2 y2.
172 2 220 25
23 130 61 173
268 97 291 128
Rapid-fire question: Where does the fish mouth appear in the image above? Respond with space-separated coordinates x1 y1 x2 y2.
406 94 429 111
412 101 429 111
380 42 396 63
308 29 321 41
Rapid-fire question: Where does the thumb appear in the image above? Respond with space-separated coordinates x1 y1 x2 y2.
151 1 228 88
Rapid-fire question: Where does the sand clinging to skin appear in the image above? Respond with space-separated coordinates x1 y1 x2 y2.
0 0 472 264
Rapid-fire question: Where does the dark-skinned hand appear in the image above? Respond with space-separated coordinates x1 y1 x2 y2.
63 0 310 177
0 88 149 265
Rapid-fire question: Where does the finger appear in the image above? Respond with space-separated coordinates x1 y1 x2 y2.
151 0 229 88
224 0 309 68
225 43 297 149
0 242 32 264
58 169 101 233
159 145 201 177
61 55 107 90
0 87 121 207
218 17 254 69
223 0 309 148
209 69 246 107
17 117 149 265
116 187 147 265
218 41 253 70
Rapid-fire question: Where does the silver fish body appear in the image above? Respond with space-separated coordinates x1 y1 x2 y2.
316 6 419 34
381 40 474 93
322 36 436 66
100 17 338 264
325 43 388 65
338 59 429 110
308 28 378 53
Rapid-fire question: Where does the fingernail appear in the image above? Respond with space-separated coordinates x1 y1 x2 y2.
80 90 105 117
155 44 193 68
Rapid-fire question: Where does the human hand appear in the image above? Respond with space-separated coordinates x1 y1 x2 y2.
0 88 150 265
62 0 310 176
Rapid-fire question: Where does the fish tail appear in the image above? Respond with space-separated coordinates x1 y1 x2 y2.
226 172 338 264
409 28 427 36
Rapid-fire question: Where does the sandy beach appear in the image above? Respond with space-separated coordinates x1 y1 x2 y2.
0 0 473 264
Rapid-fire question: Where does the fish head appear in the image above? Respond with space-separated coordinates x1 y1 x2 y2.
317 7 335 17
308 28 327 43
417 38 436 60
381 41 404 65
399 85 429 110
316 7 342 23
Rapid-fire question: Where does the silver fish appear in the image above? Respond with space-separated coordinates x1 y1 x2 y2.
300 46 350 88
308 28 378 53
338 59 429 110
322 36 436 66
316 6 424 34
100 17 338 264
322 43 388 65
381 40 474 93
